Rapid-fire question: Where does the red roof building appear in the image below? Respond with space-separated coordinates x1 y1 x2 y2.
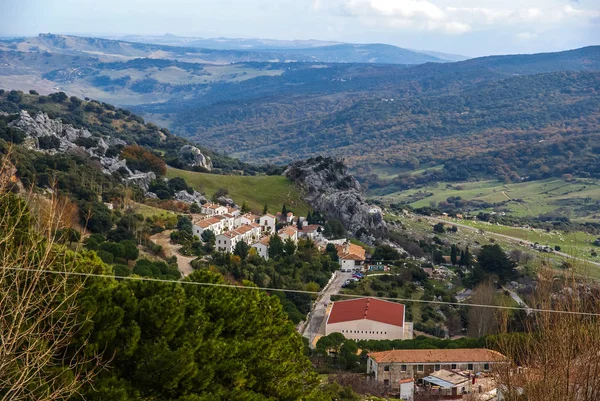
325 297 411 341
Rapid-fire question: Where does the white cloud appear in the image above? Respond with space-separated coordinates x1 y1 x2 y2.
333 0 600 34
516 31 538 40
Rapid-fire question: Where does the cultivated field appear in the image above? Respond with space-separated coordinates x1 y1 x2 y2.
375 177 600 222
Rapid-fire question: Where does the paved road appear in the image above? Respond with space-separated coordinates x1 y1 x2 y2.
302 271 353 347
150 230 196 277
420 215 600 268
503 287 532 315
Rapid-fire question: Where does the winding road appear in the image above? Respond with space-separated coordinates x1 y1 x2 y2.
149 230 196 277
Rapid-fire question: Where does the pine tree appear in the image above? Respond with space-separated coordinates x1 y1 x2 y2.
464 246 472 268
306 211 312 224
281 204 288 217
459 249 466 266
263 204 268 215
451 244 458 265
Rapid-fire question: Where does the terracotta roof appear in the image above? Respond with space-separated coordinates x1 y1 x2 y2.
214 215 227 221
262 213 276 219
368 349 506 364
287 212 293 217
301 224 321 233
279 226 298 237
235 225 253 235
223 213 234 219
218 231 237 239
327 297 404 327
336 243 366 260
347 243 366 258
259 236 271 246
399 378 415 384
207 204 223 209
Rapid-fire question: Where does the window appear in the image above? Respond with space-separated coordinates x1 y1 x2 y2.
383 379 390 387
451 364 457 370
434 364 441 371
417 365 424 372
468 364 474 371
484 363 490 371
384 365 390 372
401 365 407 372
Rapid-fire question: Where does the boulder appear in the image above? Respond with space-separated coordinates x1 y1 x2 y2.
178 145 213 171
124 172 156 193
217 196 235 206
174 190 207 205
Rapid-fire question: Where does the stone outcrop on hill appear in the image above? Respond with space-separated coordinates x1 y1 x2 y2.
8 110 156 194
285 156 386 234
174 189 207 205
178 145 212 171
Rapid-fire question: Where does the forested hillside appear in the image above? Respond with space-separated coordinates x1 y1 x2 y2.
152 47 600 186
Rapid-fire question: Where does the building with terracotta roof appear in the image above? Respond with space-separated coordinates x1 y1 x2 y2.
215 223 262 253
251 236 271 260
336 242 366 272
259 214 276 233
192 216 224 237
298 224 323 240
278 226 298 243
201 203 228 216
367 348 506 385
325 297 412 341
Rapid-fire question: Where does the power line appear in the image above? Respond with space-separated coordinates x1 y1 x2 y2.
3 265 600 317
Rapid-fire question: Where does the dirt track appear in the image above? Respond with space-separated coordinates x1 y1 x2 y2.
150 230 196 277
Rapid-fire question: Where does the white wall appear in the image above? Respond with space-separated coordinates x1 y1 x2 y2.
326 319 405 340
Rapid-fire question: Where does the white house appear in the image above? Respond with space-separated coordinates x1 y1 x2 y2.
336 242 366 272
259 214 277 234
251 236 271 260
298 224 323 241
216 231 240 253
193 216 224 238
278 226 298 243
325 297 411 341
215 223 262 253
400 378 414 401
201 203 228 216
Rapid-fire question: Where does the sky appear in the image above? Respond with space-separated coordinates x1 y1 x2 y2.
1 0 599 56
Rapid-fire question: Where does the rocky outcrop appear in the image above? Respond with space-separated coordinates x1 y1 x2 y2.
174 190 207 205
124 172 156 193
178 145 212 171
8 110 157 194
9 110 92 154
285 156 386 234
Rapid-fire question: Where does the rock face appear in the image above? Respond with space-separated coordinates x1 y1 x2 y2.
8 110 156 194
285 156 386 234
178 145 212 171
9 110 92 154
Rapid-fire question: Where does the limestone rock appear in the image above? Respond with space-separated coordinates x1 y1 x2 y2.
174 190 207 205
285 156 386 235
124 172 156 193
178 145 212 171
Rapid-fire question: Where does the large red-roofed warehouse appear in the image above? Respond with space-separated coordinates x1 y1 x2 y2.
325 297 413 341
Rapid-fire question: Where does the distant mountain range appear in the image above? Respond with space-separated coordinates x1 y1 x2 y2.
3 33 464 64
1 33 599 191
102 34 468 63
